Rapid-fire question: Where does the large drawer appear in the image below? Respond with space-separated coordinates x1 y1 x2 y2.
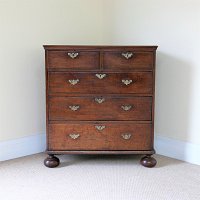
47 50 100 70
103 50 153 70
48 72 153 94
48 123 152 150
49 96 152 121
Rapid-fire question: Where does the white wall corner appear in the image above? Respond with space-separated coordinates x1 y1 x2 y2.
155 135 200 165
0 133 46 162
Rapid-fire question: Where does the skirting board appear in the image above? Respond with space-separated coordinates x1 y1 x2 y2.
0 133 200 165
155 136 200 165
0 133 46 161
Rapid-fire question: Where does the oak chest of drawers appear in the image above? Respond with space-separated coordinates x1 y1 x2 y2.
44 45 158 168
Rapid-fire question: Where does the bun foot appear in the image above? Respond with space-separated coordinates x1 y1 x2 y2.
140 155 157 168
44 155 60 168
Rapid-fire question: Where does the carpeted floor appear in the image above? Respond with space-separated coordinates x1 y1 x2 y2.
0 153 200 200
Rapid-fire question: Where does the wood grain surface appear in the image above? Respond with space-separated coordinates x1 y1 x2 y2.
48 123 152 150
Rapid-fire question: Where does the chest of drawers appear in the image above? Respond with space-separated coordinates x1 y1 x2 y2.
44 45 158 168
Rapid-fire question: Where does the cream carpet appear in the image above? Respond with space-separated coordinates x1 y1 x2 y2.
0 153 200 200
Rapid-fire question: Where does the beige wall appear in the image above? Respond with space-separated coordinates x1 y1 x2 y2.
0 0 104 141
102 0 200 145
1 0 200 146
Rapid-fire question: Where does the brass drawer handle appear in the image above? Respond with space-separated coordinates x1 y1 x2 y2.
95 125 106 131
122 79 132 85
121 133 132 140
69 105 80 111
67 52 79 59
68 79 79 85
121 105 132 111
121 52 133 59
95 97 105 104
69 133 80 139
96 74 106 79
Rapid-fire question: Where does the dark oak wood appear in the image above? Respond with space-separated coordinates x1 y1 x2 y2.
44 45 158 51
140 155 157 168
48 123 152 150
49 120 152 124
46 150 155 155
44 155 60 168
103 51 153 70
48 96 152 121
48 72 153 94
44 45 157 168
48 51 100 70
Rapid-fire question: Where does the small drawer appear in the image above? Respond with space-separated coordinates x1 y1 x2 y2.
48 72 153 94
47 50 100 70
49 96 152 121
103 50 153 70
48 123 152 150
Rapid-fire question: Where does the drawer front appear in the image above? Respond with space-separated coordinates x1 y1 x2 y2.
48 72 153 94
48 123 152 150
49 96 152 121
103 51 153 70
47 51 100 69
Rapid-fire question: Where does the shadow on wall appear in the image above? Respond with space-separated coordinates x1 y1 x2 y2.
155 51 192 158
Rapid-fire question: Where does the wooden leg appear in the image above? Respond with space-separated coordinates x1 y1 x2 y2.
44 154 60 168
140 155 157 168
